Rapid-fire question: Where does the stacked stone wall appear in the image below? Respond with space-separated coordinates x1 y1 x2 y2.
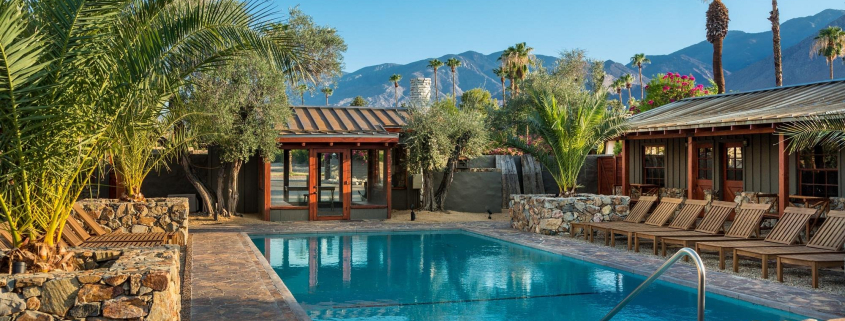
76 198 189 245
510 194 630 235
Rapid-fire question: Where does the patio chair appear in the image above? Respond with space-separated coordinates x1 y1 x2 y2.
658 203 770 257
695 207 818 270
570 195 657 243
61 203 180 247
776 253 844 288
732 210 845 279
605 197 686 250
634 200 736 255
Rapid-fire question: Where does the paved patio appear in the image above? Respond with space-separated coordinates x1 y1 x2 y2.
188 219 845 320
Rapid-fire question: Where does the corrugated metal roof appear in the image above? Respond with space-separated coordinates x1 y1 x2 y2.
627 79 845 132
279 106 408 136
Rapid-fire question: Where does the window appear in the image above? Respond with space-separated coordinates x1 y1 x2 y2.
697 147 714 180
643 146 665 187
270 149 310 207
392 147 407 189
351 150 387 206
799 145 839 198
725 146 743 181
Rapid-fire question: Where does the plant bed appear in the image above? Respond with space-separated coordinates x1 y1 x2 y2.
510 194 630 235
76 198 189 245
0 246 181 320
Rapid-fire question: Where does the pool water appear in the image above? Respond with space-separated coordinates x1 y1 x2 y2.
252 231 809 321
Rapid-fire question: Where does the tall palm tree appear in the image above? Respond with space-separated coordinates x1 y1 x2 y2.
446 58 462 104
427 59 443 102
499 42 535 95
612 79 625 105
296 84 308 105
492 67 508 106
622 74 635 102
770 0 783 86
812 26 845 80
704 0 730 93
321 87 333 105
630 54 651 99
389 74 402 107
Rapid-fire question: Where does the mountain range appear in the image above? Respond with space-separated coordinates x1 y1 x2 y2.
300 9 845 107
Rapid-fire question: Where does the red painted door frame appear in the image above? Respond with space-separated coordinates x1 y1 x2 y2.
310 148 351 221
692 142 714 200
722 142 744 202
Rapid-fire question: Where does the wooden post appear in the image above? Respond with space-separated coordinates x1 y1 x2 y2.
283 149 290 202
263 161 271 221
778 135 789 216
687 137 695 199
621 139 629 196
386 148 392 219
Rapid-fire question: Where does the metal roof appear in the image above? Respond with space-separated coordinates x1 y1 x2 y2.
279 106 408 136
627 79 845 132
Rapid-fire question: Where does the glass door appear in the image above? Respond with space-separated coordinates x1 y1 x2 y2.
311 149 350 220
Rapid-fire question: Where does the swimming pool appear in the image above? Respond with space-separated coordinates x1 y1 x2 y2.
252 230 809 321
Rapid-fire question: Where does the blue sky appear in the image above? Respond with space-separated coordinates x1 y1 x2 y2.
281 0 844 72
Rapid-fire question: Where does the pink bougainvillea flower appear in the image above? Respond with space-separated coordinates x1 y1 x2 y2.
662 86 670 92
690 76 696 81
696 84 704 89
648 100 654 105
645 85 650 89
681 82 689 86
703 90 710 94
670 99 675 102
681 75 688 80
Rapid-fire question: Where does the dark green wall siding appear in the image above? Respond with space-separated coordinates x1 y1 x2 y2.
628 138 688 189
270 209 308 221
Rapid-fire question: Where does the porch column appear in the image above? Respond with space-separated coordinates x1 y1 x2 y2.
621 139 629 196
778 135 789 216
687 137 695 199
386 148 392 219
283 149 290 202
263 161 271 221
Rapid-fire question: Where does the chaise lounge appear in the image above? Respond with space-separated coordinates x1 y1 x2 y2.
631 200 734 255
570 195 658 244
657 203 771 258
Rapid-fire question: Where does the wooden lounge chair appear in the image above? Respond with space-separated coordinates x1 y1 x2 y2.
732 210 845 279
62 203 179 247
627 199 718 255
606 197 686 250
659 203 770 257
570 195 657 243
777 253 844 288
695 207 818 270
633 200 735 255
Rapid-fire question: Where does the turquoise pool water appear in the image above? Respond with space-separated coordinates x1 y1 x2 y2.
252 231 809 321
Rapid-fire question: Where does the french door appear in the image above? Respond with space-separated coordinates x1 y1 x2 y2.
692 143 714 200
310 149 350 220
722 143 744 202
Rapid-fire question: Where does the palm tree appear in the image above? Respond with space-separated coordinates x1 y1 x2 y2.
499 42 535 95
427 59 444 102
445 58 462 104
770 0 783 86
0 0 303 263
622 74 635 102
296 84 308 105
704 0 730 93
321 87 334 105
389 74 402 107
780 115 845 154
492 67 508 106
812 26 845 80
612 79 625 105
630 54 651 99
508 90 627 196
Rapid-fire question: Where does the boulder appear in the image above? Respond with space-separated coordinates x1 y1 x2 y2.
102 297 149 319
141 272 168 291
68 302 101 318
14 311 52 321
0 292 25 316
39 277 80 317
78 284 124 303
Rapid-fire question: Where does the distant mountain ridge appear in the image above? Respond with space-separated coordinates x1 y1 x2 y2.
300 9 845 106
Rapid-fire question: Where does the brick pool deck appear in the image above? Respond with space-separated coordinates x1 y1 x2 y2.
188 220 845 320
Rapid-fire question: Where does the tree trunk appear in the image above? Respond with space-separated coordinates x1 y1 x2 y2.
421 169 438 211
627 87 632 103
180 152 216 216
770 0 783 86
713 38 726 93
226 159 243 216
215 163 228 220
300 93 304 105
433 132 471 211
394 83 399 108
638 66 644 99
433 68 439 102
451 70 456 104
618 90 623 104
830 59 835 80
501 78 506 107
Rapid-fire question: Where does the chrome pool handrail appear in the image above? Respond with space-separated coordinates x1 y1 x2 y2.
599 247 706 321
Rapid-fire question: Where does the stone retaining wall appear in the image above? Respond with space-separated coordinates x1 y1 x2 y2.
510 194 630 235
0 246 180 321
76 198 189 245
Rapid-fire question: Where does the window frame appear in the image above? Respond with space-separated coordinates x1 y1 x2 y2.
798 146 839 198
642 145 666 187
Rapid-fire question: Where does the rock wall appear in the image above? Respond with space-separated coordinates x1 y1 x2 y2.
76 198 189 245
510 194 630 235
0 247 180 321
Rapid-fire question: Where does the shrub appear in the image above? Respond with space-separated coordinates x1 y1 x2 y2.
640 72 716 112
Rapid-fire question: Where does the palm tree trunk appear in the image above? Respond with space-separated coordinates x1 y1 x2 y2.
618 91 623 105
451 70 456 104
713 38 726 93
830 59 835 80
300 93 304 105
501 78 506 107
325 94 329 106
433 68 439 102
509 78 515 97
627 88 632 103
638 66 644 99
394 83 399 107
770 0 783 86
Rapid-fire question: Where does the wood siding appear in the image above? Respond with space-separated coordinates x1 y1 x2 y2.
628 138 688 189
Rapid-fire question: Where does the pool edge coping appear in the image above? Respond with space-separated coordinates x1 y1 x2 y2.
240 232 313 321
243 226 841 320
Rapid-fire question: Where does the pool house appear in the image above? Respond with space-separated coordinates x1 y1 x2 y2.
260 106 409 222
618 80 845 217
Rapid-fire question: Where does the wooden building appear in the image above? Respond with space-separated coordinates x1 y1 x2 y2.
619 80 845 216
259 106 408 221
